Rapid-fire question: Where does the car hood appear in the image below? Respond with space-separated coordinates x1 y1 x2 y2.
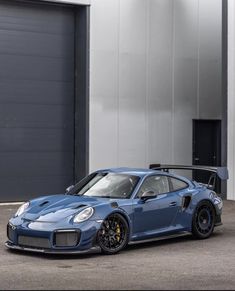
23 194 109 222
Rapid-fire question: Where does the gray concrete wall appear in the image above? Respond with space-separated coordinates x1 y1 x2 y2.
89 0 222 172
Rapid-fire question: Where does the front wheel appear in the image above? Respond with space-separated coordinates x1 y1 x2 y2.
192 201 215 239
97 213 129 255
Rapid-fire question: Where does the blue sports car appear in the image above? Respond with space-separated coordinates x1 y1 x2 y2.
6 165 228 255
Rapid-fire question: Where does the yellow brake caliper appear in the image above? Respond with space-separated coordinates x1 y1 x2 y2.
116 223 121 242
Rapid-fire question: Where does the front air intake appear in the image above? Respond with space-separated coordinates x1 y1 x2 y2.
54 230 80 247
7 224 14 242
18 236 50 249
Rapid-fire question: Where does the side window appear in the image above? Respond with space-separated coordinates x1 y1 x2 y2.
137 175 170 198
170 177 188 191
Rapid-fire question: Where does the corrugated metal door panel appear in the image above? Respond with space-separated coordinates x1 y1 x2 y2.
0 0 75 201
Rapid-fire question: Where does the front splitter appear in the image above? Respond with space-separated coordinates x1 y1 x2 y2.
5 241 100 255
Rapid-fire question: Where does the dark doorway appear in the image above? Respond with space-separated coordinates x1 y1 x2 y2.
192 120 221 193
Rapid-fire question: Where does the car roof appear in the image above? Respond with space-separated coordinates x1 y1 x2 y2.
95 167 192 183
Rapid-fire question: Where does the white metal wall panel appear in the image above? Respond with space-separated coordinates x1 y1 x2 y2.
90 0 119 169
118 0 147 167
198 0 222 119
147 0 173 165
173 0 198 165
89 0 223 185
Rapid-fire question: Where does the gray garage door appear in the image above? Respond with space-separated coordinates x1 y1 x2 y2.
0 0 75 202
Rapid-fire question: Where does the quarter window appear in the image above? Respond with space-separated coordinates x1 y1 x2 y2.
170 177 188 191
137 175 170 198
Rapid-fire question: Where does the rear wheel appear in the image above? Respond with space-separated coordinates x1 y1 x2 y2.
192 201 215 239
97 213 129 255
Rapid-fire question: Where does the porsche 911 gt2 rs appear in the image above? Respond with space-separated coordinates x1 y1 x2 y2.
6 165 228 255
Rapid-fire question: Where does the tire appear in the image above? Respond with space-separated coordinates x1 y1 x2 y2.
97 213 129 255
192 200 215 239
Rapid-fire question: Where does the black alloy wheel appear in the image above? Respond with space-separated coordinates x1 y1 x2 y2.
97 213 129 254
192 201 215 239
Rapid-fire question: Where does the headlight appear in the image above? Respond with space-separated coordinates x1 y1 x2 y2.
15 202 30 217
73 207 94 223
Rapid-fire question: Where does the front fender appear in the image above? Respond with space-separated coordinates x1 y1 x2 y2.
93 204 133 240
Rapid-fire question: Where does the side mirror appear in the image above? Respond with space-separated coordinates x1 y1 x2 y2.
140 190 157 202
66 185 74 193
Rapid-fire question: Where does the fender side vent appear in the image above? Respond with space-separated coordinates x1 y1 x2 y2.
111 202 118 208
182 196 191 210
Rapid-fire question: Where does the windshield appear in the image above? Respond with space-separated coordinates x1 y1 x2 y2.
73 173 140 199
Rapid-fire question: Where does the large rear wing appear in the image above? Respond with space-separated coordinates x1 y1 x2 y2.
149 164 229 190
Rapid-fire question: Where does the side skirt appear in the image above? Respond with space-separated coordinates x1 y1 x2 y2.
128 231 191 245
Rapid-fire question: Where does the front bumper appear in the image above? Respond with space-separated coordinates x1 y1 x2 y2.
6 219 102 254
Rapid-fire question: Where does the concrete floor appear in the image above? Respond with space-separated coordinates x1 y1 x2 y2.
0 200 235 290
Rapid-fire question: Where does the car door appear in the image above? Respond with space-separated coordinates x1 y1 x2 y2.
132 175 182 237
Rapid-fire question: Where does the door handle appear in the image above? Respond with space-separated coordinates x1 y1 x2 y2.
169 202 177 207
